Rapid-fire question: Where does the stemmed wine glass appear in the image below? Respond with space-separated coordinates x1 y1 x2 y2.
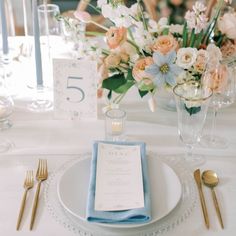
173 81 212 164
0 71 14 153
201 61 235 148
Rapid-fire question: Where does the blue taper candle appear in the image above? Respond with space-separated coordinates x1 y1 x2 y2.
33 0 43 86
0 0 9 54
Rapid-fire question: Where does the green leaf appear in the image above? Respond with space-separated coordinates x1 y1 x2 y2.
114 81 135 94
189 29 196 47
138 90 149 98
195 30 203 49
102 74 126 91
182 22 188 47
126 68 135 81
107 90 112 100
162 28 169 35
184 104 201 116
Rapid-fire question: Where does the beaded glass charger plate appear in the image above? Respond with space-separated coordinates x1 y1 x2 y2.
44 152 197 236
57 155 182 229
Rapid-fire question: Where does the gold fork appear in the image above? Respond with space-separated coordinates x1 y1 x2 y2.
16 170 34 230
30 159 48 230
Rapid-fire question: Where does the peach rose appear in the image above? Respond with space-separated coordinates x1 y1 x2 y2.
104 53 121 68
220 40 236 58
106 27 127 49
97 88 103 98
98 62 109 80
120 52 130 63
152 35 178 54
132 57 154 82
194 49 208 73
202 64 228 93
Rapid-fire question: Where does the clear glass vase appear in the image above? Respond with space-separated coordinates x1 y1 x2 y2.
156 87 176 111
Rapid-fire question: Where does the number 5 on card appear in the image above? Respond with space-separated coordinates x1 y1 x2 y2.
53 59 98 120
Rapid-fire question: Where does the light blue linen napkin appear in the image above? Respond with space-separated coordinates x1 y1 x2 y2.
86 140 151 224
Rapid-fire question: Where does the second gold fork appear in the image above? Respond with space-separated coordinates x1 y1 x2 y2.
30 159 48 230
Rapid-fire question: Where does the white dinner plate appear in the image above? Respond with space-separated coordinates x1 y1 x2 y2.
57 156 182 229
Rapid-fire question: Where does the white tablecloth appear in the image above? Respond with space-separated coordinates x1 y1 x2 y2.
1 37 236 236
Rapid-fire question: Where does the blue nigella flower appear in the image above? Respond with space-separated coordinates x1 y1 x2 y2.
145 51 183 87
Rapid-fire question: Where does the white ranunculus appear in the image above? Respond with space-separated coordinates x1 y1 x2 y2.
148 18 169 34
176 71 193 83
176 48 198 69
97 0 107 8
169 24 183 34
158 17 168 28
133 25 153 52
218 13 236 39
130 3 139 16
101 4 115 19
148 20 158 33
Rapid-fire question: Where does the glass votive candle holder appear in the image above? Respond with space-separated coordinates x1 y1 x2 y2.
105 108 126 141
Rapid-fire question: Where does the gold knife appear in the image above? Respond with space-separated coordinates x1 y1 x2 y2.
194 169 210 229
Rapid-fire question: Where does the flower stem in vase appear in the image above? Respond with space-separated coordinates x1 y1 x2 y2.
210 106 218 144
201 105 227 149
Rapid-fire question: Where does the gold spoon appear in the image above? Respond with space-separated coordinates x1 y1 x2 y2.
202 170 224 229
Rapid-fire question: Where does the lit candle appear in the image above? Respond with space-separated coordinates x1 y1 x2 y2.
111 121 123 134
32 0 43 86
0 0 9 54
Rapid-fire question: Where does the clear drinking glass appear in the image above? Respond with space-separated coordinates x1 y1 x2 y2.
173 81 212 163
105 108 126 141
201 61 235 148
38 4 61 36
38 3 61 88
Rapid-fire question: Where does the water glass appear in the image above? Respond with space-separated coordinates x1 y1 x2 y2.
38 4 61 36
105 109 126 141
173 81 212 162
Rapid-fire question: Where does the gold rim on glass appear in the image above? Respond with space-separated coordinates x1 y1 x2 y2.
173 80 213 102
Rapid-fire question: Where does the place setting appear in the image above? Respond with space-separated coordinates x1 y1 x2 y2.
43 143 198 236
0 0 235 235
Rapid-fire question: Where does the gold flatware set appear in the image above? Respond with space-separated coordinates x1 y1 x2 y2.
194 169 224 230
16 159 48 231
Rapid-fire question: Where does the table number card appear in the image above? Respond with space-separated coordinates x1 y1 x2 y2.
95 143 144 211
53 58 98 120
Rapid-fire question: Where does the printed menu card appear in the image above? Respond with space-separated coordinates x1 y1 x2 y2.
95 143 144 211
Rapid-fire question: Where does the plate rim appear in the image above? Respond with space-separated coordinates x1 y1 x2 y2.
57 156 182 229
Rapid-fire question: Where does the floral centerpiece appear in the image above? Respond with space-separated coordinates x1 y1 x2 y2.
60 0 235 111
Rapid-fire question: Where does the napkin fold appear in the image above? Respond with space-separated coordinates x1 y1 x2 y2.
86 141 151 224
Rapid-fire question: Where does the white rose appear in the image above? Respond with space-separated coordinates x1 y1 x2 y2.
218 13 236 39
176 48 198 69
